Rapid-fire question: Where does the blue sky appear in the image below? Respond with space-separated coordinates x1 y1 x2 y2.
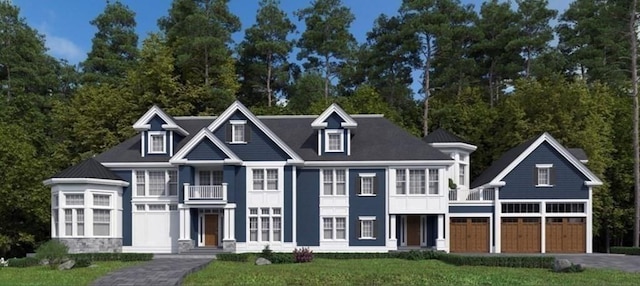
12 0 572 65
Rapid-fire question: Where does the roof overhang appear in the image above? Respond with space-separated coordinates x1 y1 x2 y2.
133 105 189 136
311 103 358 129
429 142 478 152
170 128 241 164
43 178 130 187
304 160 455 167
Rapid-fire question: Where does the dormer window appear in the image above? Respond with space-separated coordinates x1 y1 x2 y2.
325 130 344 152
229 120 247 144
148 131 166 154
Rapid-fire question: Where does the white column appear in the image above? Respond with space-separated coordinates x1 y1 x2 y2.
223 208 230 240
436 214 446 250
179 207 186 240
390 215 397 241
494 187 501 253
541 202 546 253
185 207 191 240
224 204 236 241
183 183 190 201
222 183 228 201
587 187 593 253
229 208 235 240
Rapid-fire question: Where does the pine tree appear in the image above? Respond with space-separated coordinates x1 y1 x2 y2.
512 0 557 78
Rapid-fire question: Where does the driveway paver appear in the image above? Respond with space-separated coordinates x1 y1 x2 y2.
91 257 212 286
556 254 640 273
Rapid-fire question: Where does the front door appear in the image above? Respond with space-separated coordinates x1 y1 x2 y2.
205 214 218 246
406 215 421 246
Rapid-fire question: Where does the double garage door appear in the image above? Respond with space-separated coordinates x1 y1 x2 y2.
450 217 585 253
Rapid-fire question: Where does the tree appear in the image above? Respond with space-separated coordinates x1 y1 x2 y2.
286 72 326 114
630 0 639 247
512 0 557 78
237 0 296 107
295 0 356 101
81 0 138 85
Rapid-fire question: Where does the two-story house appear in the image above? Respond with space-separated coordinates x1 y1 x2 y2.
43 101 601 254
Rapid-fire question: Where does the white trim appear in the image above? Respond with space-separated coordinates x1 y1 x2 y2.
311 103 358 129
535 164 553 168
305 160 454 167
429 142 477 152
346 129 351 156
292 167 297 244
206 101 303 163
489 133 602 187
169 131 174 156
133 105 189 136
102 162 174 168
147 131 167 154
141 134 145 157
358 173 376 177
242 161 286 167
359 216 376 220
170 128 241 164
229 120 247 125
43 178 129 187
317 130 322 156
324 129 344 153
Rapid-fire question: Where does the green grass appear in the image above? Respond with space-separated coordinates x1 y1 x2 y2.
0 261 140 286
184 258 640 286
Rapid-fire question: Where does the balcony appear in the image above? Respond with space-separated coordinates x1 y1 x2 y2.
449 188 494 203
184 183 227 204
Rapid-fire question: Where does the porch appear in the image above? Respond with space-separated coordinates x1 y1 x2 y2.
391 214 446 250
177 204 237 253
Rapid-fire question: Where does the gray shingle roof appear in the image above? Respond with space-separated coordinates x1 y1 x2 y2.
470 137 538 188
568 148 588 162
423 128 471 144
53 158 123 180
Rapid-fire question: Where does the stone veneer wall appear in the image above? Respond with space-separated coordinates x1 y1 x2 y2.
55 238 122 253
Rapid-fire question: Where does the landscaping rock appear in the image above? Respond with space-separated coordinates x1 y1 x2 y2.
40 259 49 266
255 257 271 266
58 260 75 270
553 259 572 272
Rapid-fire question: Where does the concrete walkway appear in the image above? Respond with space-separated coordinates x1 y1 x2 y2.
556 254 640 273
91 257 213 286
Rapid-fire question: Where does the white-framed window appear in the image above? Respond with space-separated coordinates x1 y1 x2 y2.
395 169 440 195
93 209 110 236
52 211 59 237
322 217 347 240
322 169 346 196
359 217 376 239
148 131 166 154
459 163 466 186
134 170 179 197
148 204 166 211
248 207 281 242
358 173 376 196
230 120 247 143
93 194 110 206
536 164 553 186
135 204 145 211
325 129 344 152
198 170 223 185
252 169 279 191
65 194 84 205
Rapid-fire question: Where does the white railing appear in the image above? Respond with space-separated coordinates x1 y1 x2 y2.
184 183 227 202
449 188 494 202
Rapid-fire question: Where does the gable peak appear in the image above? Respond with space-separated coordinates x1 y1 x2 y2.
311 103 358 129
132 105 188 136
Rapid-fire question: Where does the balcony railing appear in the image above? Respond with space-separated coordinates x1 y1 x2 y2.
449 188 494 202
184 183 227 203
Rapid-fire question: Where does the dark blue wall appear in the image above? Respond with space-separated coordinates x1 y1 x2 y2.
500 142 589 199
113 170 132 246
234 166 247 242
223 165 236 202
326 113 344 128
178 165 194 203
426 215 437 247
349 169 386 246
190 208 198 242
185 139 228 160
212 111 290 161
284 166 293 242
149 115 166 131
296 169 320 246
449 206 494 213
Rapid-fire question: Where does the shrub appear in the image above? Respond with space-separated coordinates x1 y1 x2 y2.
7 257 40 268
293 247 313 263
69 253 152 262
74 257 92 268
438 254 554 269
610 247 640 255
216 253 253 262
269 252 294 264
35 240 69 270
261 245 273 261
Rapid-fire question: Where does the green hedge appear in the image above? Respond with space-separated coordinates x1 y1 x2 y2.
69 253 153 262
216 253 254 262
438 254 554 269
7 257 40 268
610 247 640 255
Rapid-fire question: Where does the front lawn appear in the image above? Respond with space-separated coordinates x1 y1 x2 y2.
0 261 141 286
184 258 640 286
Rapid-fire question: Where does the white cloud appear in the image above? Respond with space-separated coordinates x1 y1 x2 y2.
43 34 85 64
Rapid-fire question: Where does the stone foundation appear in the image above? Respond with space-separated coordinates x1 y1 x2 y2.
178 239 195 253
55 238 122 253
223 240 236 252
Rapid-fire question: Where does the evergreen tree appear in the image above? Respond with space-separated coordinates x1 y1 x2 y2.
81 0 138 85
512 0 557 78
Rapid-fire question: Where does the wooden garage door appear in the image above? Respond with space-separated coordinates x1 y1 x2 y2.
546 217 585 253
450 218 489 253
501 218 541 253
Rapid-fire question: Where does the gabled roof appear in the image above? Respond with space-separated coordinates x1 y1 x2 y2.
43 158 129 187
206 101 303 163
470 133 602 188
423 128 477 152
568 148 588 163
133 105 188 136
311 103 358 129
170 128 241 164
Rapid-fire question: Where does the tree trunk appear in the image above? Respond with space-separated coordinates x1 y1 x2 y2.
204 46 209 86
267 53 273 107
423 42 432 137
324 54 330 102
630 0 639 247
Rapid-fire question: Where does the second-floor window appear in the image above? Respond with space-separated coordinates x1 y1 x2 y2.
395 169 440 195
134 170 178 197
322 169 346 195
252 169 279 191
459 163 466 186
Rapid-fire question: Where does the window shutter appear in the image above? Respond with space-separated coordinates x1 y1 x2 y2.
550 167 556 185
373 177 378 195
356 177 361 195
225 124 232 142
245 124 251 142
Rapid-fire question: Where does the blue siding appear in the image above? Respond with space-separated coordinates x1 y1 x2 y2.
500 142 589 200
296 169 320 246
326 113 345 128
449 206 494 213
149 115 166 131
349 169 386 246
185 139 228 160
234 167 247 242
426 215 437 247
178 165 194 203
212 111 290 161
223 165 236 203
284 166 293 242
113 170 132 246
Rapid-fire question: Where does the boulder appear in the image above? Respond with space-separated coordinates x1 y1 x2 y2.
255 257 272 266
553 259 572 272
58 260 75 270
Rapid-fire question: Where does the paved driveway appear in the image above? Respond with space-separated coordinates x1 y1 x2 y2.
556 254 640 273
91 257 212 286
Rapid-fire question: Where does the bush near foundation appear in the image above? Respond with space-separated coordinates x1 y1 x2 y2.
610 247 640 255
69 253 152 262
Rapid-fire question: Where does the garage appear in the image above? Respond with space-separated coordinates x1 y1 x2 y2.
501 217 540 253
546 217 585 253
132 203 179 253
450 217 489 253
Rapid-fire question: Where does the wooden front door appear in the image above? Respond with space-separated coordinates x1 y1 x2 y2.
406 215 421 246
450 218 489 253
204 214 218 246
502 217 541 253
546 217 585 253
